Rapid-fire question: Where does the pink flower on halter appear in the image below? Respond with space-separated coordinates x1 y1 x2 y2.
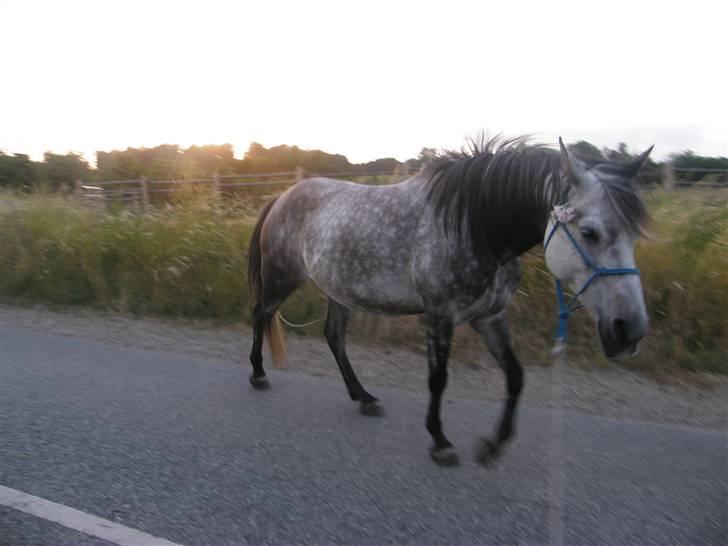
552 203 576 223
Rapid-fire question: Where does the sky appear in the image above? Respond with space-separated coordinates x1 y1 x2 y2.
2 0 726 165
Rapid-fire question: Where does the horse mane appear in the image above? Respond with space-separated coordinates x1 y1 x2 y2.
424 136 565 267
424 135 649 268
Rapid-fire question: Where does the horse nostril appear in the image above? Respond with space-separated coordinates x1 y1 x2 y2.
612 318 628 343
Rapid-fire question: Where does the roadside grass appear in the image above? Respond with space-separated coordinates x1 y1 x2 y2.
1 187 725 374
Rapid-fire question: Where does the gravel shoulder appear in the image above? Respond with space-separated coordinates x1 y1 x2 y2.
2 303 726 430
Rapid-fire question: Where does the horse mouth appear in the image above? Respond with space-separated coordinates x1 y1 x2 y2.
599 320 641 360
605 342 640 361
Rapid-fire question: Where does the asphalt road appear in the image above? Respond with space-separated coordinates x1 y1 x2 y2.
1 327 726 545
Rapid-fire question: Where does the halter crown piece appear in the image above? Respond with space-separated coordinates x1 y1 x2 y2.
543 203 641 361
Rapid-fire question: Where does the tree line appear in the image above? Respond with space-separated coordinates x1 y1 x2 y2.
1 140 725 191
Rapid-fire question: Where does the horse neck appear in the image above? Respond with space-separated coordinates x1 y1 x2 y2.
478 173 561 263
422 150 564 267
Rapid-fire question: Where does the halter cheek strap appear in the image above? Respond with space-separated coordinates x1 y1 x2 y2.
543 216 640 342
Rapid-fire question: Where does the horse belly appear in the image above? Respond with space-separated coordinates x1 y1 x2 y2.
303 229 424 315
307 259 424 315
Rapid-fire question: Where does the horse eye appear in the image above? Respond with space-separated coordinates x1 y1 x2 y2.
580 226 599 244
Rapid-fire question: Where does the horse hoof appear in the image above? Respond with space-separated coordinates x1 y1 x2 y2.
249 374 271 390
360 399 383 417
430 446 460 467
475 437 502 466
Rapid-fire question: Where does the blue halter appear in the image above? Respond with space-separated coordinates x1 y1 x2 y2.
543 219 640 341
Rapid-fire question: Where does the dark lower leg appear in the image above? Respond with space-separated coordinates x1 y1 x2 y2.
471 314 523 456
249 303 273 389
424 314 454 452
249 303 270 378
495 346 523 444
426 367 450 449
324 299 378 406
248 267 303 387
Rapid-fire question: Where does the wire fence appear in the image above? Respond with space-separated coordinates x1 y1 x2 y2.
664 164 728 188
75 166 413 210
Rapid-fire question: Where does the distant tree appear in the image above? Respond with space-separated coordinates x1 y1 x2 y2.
96 144 200 180
669 151 728 182
245 142 266 159
96 148 144 180
357 157 399 174
404 157 420 173
239 142 352 174
670 150 728 171
604 142 632 163
42 152 90 191
15 139 728 191
568 141 604 161
184 144 236 176
403 147 438 172
137 144 181 179
0 152 39 190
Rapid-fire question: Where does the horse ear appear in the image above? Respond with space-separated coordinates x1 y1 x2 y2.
626 144 655 180
558 137 570 173
629 145 654 176
559 137 582 185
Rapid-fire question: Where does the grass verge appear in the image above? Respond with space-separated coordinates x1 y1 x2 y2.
1 188 725 374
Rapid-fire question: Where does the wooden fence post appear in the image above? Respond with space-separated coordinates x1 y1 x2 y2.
212 172 221 197
662 162 675 189
295 166 305 183
75 179 83 198
140 177 150 212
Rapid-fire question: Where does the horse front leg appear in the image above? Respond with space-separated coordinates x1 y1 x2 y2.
470 311 524 465
424 312 458 466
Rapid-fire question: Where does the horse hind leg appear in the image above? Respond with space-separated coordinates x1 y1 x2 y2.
249 263 303 390
324 298 382 416
249 302 273 389
469 312 524 466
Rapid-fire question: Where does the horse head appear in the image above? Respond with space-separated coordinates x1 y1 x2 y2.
544 138 653 359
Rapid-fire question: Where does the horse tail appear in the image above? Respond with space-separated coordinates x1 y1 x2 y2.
247 197 276 309
247 196 288 368
267 313 288 369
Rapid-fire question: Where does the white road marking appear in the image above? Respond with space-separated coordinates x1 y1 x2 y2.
0 485 183 546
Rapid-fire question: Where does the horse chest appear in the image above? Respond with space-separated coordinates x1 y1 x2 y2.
451 274 519 324
414 254 521 324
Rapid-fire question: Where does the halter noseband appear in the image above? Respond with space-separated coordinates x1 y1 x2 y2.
543 205 640 342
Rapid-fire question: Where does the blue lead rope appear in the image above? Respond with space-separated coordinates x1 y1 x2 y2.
544 221 640 341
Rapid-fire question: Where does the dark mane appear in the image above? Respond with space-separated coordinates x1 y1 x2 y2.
424 136 564 267
424 136 650 269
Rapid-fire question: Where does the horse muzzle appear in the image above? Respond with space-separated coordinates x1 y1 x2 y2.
599 316 646 360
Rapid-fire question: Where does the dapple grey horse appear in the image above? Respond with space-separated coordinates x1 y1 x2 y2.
247 136 651 466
